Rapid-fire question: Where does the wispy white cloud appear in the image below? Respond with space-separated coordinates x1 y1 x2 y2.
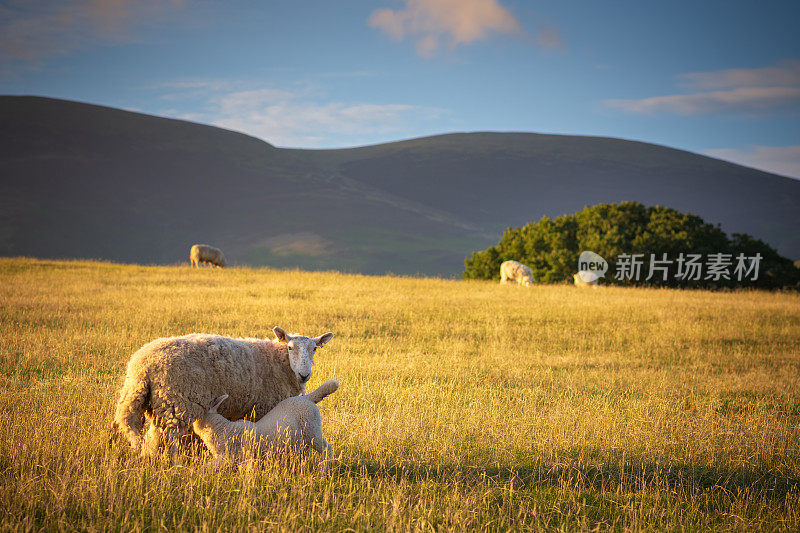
154 79 244 102
678 60 800 90
156 81 448 148
0 0 186 62
368 0 524 58
605 60 800 115
157 79 238 91
606 87 800 115
703 145 800 179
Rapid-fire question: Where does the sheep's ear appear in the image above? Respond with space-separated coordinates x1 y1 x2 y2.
314 332 334 347
273 327 289 343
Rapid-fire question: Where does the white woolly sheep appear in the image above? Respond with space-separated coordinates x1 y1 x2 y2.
112 326 334 462
190 244 227 268
573 271 599 287
500 260 534 286
192 379 339 472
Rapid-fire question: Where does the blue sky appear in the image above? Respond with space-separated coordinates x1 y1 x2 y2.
2 0 799 177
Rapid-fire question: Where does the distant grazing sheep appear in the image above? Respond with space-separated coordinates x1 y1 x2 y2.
193 379 339 472
190 244 226 268
573 272 599 287
112 327 334 462
500 260 534 286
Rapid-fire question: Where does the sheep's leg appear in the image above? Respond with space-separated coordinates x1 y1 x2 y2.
141 424 163 458
162 425 187 465
311 437 332 473
323 440 333 473
207 455 228 469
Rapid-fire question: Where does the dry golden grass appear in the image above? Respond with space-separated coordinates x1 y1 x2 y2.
0 257 798 531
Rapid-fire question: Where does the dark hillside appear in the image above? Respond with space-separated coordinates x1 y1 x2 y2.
2 96 798 275
295 133 800 258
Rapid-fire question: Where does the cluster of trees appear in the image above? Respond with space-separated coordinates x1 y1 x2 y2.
463 202 800 289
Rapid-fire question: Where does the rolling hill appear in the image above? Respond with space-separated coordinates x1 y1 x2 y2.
2 95 799 275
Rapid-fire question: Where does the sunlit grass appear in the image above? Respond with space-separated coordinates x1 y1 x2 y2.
1 257 798 530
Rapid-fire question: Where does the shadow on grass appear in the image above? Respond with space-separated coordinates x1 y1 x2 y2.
105 432 798 502
338 449 799 501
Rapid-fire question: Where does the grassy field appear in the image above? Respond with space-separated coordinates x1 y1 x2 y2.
0 257 798 531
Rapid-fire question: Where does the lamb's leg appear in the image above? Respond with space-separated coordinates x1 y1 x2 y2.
323 440 333 473
311 435 332 473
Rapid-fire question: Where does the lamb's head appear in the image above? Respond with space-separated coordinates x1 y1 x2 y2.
273 326 334 386
521 275 533 286
191 394 228 436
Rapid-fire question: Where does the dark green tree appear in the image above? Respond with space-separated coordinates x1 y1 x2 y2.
464 201 800 289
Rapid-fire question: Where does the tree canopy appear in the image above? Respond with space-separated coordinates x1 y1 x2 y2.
464 202 800 289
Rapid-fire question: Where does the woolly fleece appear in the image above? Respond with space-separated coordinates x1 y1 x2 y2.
114 333 302 455
192 379 339 471
190 244 226 268
500 260 534 286
573 271 599 287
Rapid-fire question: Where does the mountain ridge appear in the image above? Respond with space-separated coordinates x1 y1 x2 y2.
2 95 798 275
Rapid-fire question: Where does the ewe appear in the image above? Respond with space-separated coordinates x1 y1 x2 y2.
112 326 333 462
573 271 599 287
193 379 339 472
190 244 226 268
500 260 534 286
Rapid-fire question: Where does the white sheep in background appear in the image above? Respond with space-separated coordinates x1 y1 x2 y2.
500 260 534 286
112 326 334 462
190 244 227 268
573 271 599 287
193 379 339 472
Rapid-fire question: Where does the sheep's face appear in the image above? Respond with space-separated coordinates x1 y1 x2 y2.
273 327 334 385
521 276 533 286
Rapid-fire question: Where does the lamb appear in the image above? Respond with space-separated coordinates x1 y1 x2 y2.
500 260 534 286
190 244 227 268
192 379 339 472
573 271 599 287
112 326 334 462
